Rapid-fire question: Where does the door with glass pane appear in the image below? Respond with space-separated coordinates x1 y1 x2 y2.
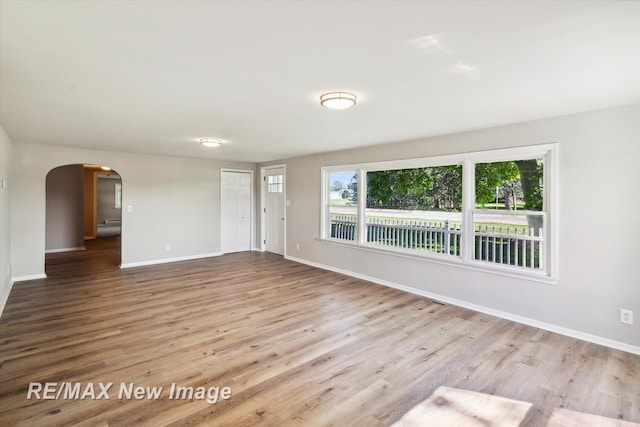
265 167 285 255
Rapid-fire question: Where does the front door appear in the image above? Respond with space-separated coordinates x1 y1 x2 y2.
265 167 285 255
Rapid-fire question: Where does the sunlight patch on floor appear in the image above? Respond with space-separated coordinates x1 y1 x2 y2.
392 386 640 427
547 408 640 427
392 386 532 426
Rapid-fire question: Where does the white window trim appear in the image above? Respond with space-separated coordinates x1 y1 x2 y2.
321 143 558 283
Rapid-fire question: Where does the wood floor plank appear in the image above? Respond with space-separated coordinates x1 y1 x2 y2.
1 237 639 426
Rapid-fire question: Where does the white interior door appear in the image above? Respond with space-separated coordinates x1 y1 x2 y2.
221 170 252 253
265 167 285 255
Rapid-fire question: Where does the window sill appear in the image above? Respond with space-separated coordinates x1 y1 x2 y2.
318 238 558 285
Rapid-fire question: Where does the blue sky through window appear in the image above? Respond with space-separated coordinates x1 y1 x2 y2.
330 171 355 188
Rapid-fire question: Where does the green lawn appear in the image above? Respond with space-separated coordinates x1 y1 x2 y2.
329 199 356 206
476 202 526 210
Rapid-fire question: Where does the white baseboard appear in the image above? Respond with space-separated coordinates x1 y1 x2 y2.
0 278 15 318
120 252 223 269
285 255 640 356
45 246 86 254
12 273 47 282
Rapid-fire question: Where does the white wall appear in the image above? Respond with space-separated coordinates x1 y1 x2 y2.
45 165 84 251
11 143 254 277
0 125 13 312
6 105 639 351
97 176 122 224
262 104 640 350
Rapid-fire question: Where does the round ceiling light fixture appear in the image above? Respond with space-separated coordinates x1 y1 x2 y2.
200 138 223 147
320 91 357 110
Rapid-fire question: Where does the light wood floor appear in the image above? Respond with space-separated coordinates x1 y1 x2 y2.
1 238 639 426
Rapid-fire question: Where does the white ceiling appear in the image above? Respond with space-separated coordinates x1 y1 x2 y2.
1 0 638 163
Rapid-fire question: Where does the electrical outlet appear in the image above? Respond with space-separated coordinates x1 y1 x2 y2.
296 243 300 250
620 309 634 325
165 243 171 252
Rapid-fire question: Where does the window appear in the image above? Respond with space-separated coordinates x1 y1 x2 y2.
114 182 122 209
473 158 545 269
365 165 462 256
322 144 557 280
328 170 357 241
267 174 283 193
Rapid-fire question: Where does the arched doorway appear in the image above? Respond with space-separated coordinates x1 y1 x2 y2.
45 164 122 275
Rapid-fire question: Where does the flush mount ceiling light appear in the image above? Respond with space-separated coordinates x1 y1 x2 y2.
200 138 223 147
320 91 357 110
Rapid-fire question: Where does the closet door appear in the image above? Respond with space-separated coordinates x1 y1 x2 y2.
220 170 252 253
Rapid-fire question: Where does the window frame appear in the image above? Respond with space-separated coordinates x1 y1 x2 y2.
267 174 284 193
321 143 558 282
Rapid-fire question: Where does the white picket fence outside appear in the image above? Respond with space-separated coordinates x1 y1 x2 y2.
367 217 462 255
330 215 544 270
331 215 358 241
474 224 544 269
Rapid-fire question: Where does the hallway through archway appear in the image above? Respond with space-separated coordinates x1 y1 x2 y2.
45 236 121 278
45 164 123 275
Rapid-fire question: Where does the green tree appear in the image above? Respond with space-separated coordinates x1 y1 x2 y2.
475 159 543 211
364 161 542 215
514 159 543 211
348 173 358 204
366 168 434 210
499 179 523 210
475 161 520 206
429 165 462 211
476 159 544 230
365 166 462 211
514 159 544 230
